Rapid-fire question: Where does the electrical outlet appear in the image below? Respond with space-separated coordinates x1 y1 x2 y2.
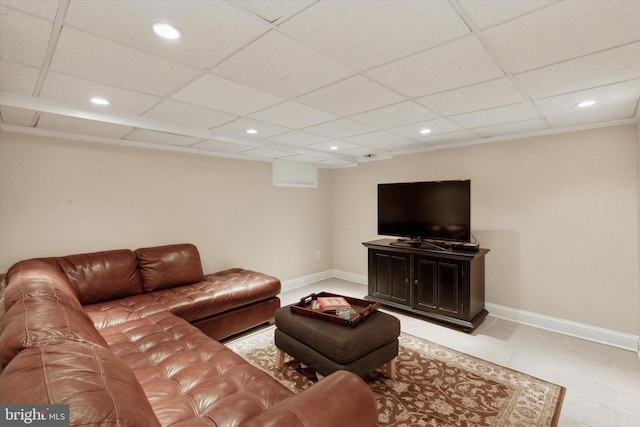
315 250 321 259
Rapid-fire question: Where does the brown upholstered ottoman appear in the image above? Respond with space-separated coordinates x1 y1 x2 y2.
274 305 400 378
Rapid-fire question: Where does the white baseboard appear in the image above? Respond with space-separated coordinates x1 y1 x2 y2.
284 269 639 353
485 303 639 352
280 270 334 292
330 269 368 285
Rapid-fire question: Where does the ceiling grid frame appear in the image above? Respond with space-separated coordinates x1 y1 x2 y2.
0 0 638 167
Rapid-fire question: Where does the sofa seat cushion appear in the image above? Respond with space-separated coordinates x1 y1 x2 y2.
84 268 280 328
0 341 161 427
98 311 293 427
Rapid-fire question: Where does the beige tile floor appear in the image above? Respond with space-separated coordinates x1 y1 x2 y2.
279 278 640 427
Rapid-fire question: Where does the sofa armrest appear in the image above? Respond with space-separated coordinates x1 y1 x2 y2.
240 370 377 427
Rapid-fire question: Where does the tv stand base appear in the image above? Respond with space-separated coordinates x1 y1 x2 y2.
366 294 489 332
363 239 490 333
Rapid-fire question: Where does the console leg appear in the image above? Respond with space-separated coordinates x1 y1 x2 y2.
276 348 285 369
382 358 397 379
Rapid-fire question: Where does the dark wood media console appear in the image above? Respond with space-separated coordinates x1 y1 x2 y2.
363 239 489 332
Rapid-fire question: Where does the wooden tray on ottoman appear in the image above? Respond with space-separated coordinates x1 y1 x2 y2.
290 292 378 327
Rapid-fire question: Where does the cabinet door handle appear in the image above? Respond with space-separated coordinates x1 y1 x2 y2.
414 279 418 284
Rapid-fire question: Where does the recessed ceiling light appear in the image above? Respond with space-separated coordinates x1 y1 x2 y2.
419 128 431 135
153 22 182 40
246 128 258 134
329 146 338 150
576 100 596 108
90 97 110 106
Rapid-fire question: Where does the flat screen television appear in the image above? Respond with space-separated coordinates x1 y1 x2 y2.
378 180 471 243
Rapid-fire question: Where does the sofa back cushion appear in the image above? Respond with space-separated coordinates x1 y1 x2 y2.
0 342 161 427
55 249 142 305
136 243 204 292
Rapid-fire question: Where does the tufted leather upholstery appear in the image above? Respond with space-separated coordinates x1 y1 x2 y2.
84 268 280 328
0 243 378 426
0 341 162 427
100 311 294 426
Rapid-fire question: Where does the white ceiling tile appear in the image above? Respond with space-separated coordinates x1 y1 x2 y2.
544 102 637 129
472 118 548 138
340 146 393 161
0 106 36 126
317 158 357 168
213 30 355 98
459 0 556 30
390 118 464 139
40 71 161 115
484 0 640 73
1 0 59 20
249 101 338 129
425 130 479 146
211 117 291 140
50 28 201 96
367 36 504 98
449 103 539 129
416 78 525 116
278 0 469 70
64 0 271 69
295 75 405 116
171 73 284 116
305 139 362 152
351 101 439 129
374 140 426 153
0 6 52 67
279 154 328 163
143 99 237 129
515 42 640 100
228 1 314 23
267 131 329 146
345 130 409 147
238 148 291 159
190 139 253 154
534 79 640 116
124 129 203 146
302 118 377 139
534 79 640 128
36 113 135 138
0 60 40 95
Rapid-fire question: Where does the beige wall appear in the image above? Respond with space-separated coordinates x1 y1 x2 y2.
2 125 639 335
332 124 639 335
0 132 333 280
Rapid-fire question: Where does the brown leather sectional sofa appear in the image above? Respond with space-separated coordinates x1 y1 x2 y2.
0 243 377 426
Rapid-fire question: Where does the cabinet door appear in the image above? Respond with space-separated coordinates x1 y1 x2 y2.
414 257 437 310
369 250 411 305
414 256 464 318
437 261 461 315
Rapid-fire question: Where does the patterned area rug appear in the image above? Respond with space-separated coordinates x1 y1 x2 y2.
226 326 565 427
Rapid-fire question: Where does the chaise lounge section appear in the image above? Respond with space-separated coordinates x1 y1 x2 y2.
0 243 377 426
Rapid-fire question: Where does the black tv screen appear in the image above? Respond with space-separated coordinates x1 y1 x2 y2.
378 180 471 242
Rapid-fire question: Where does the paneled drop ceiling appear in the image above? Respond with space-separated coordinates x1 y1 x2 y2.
1 0 639 168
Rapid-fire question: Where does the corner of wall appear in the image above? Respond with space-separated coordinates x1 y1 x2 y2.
637 118 640 360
